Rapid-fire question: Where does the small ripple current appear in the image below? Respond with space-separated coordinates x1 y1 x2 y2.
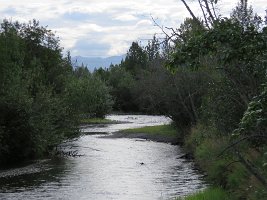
0 115 206 200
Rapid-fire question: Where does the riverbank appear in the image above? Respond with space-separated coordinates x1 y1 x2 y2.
179 123 267 200
105 124 182 145
176 187 230 200
0 114 205 199
105 121 267 200
80 117 118 124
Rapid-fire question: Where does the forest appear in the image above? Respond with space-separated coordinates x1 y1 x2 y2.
0 20 112 165
0 0 267 199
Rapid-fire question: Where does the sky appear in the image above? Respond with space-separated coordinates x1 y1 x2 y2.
0 0 266 57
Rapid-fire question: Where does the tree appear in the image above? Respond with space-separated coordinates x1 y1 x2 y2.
180 0 219 28
68 67 113 118
231 0 262 30
168 11 267 131
134 60 209 128
122 41 148 77
146 35 160 61
107 65 137 112
0 19 77 165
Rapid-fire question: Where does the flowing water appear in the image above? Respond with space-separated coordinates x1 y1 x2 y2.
0 115 206 200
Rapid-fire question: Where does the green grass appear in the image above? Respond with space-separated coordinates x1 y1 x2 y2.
176 188 230 200
80 118 115 124
120 124 177 136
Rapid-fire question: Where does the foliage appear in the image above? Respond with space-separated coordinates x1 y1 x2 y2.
94 3 267 198
121 41 148 76
176 187 231 200
168 7 267 132
0 102 34 164
194 135 230 186
145 35 160 61
79 118 115 124
0 19 77 165
120 124 177 137
105 65 137 112
231 0 262 29
172 2 267 196
184 123 267 199
133 62 209 127
234 85 267 145
94 1 267 199
68 68 113 118
0 19 113 166
117 124 181 144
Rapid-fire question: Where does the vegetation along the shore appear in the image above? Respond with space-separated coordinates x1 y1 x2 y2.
176 187 230 200
80 117 115 124
1 0 267 199
93 0 267 199
120 125 176 136
115 124 181 144
0 20 113 166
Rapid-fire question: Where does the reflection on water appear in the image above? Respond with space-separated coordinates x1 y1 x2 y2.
0 115 206 200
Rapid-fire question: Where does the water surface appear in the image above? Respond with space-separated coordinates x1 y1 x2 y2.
0 115 206 200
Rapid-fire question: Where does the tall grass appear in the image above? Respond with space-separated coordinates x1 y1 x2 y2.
80 117 114 124
177 188 230 200
120 124 177 136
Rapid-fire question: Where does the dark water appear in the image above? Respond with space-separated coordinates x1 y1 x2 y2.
0 115 206 200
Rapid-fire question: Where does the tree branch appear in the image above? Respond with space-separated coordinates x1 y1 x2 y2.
235 149 267 188
202 0 215 23
151 15 176 43
180 0 202 26
198 0 210 28
218 135 267 157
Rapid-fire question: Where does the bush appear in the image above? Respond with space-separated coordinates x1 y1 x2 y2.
67 71 113 118
184 124 230 187
0 102 34 165
0 20 78 166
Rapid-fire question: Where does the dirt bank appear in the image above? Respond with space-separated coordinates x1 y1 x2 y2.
103 131 181 145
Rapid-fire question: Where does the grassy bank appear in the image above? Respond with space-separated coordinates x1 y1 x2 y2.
181 123 267 200
177 187 230 200
119 124 248 199
120 124 177 136
80 117 116 124
109 124 182 144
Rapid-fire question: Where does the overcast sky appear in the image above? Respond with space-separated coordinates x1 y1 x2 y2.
0 0 266 57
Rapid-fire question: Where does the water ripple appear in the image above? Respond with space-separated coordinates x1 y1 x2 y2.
0 115 206 200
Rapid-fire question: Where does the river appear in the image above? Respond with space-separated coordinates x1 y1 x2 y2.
0 115 206 200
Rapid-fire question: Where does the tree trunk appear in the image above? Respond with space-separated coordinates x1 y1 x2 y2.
180 0 201 26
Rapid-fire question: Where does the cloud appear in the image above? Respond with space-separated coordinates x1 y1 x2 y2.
0 0 266 57
71 39 110 57
2 6 17 15
114 14 138 22
63 11 92 22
